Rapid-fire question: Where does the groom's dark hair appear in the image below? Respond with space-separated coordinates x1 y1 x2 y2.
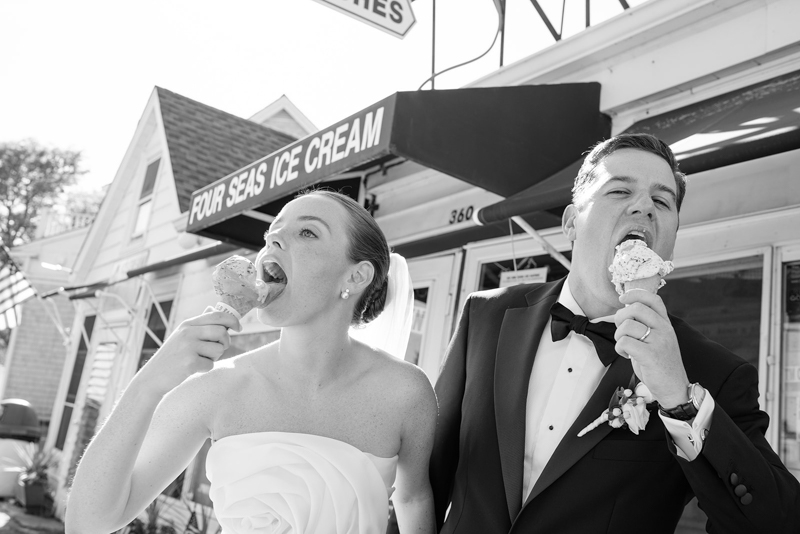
572 133 687 211
301 189 390 326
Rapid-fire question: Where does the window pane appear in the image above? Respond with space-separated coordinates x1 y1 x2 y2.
132 200 152 237
54 405 73 450
141 159 160 198
478 251 572 291
138 300 173 369
58 315 95 450
660 255 763 368
781 261 800 481
405 287 429 366
66 316 96 402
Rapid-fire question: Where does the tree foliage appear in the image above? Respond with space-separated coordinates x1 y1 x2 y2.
62 183 106 219
0 140 83 246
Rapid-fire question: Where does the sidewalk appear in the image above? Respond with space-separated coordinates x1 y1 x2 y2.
0 501 64 534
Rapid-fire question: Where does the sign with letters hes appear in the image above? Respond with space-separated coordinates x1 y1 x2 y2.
312 0 415 39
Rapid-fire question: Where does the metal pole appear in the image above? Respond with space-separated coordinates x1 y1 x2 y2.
586 0 590 28
511 216 571 271
499 0 506 67
431 0 436 89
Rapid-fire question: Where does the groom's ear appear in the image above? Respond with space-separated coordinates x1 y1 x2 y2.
562 204 578 242
349 261 375 295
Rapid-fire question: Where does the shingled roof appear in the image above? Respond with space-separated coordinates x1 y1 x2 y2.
156 87 297 213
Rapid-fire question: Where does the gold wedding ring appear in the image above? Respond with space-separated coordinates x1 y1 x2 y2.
638 325 651 342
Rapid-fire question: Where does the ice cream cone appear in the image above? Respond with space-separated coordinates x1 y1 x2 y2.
215 294 256 319
609 240 674 296
215 301 242 320
211 255 271 319
623 275 663 294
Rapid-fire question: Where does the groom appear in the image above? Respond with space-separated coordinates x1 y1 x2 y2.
430 133 800 533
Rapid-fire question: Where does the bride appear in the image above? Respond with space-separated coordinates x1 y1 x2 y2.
66 191 437 534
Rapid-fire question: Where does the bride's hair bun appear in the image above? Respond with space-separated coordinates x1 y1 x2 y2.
303 190 390 326
359 277 388 324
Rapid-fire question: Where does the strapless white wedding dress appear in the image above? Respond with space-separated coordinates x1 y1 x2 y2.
206 432 398 534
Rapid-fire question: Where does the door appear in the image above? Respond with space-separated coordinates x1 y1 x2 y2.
407 253 460 383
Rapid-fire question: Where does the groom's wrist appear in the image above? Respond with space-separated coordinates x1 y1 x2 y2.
659 383 703 421
656 386 690 412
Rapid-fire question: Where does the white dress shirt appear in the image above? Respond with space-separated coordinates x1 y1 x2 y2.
521 277 714 504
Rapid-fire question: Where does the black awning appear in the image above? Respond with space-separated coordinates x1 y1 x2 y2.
476 69 800 226
186 84 609 250
475 158 581 225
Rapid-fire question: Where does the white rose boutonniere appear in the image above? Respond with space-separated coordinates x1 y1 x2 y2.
578 375 656 437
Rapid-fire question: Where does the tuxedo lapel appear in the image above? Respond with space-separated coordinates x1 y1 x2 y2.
494 281 562 521
524 355 634 506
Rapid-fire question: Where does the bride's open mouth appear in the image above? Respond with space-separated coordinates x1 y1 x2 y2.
258 261 287 306
263 261 287 284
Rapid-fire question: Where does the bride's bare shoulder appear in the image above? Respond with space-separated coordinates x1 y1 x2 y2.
174 341 278 397
356 343 436 410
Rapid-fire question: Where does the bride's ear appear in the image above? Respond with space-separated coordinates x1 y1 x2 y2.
348 261 375 296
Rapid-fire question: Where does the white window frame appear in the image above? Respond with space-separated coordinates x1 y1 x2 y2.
460 226 571 309
407 252 462 383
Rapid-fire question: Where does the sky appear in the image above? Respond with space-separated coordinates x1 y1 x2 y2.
0 0 642 191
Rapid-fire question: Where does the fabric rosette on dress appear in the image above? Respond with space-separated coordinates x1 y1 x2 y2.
206 432 396 534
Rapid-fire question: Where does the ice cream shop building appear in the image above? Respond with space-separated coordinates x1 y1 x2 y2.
47 0 800 530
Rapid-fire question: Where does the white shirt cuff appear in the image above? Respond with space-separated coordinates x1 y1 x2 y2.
659 388 715 461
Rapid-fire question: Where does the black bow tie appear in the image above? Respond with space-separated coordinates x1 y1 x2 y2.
550 302 619 366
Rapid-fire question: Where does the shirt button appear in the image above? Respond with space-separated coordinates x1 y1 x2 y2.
549 425 554 430
734 484 747 497
730 473 739 485
740 493 753 505
568 368 573 373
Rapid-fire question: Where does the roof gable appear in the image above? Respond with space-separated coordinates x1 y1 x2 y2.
156 87 296 213
249 94 318 138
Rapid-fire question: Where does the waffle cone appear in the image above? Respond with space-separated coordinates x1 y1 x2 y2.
623 275 662 294
215 295 254 318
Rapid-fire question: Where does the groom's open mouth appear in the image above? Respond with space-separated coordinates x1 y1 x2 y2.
617 229 650 248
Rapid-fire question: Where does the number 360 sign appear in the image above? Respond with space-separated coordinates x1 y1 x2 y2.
449 206 474 225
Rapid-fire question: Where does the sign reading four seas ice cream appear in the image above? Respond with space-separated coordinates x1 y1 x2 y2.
187 97 396 233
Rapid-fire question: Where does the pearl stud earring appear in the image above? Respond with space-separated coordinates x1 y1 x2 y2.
340 289 350 300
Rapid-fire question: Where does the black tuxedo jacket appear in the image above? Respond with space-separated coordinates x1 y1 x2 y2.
430 279 799 533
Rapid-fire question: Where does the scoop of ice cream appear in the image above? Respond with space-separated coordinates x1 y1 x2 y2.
212 255 270 319
609 240 674 296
